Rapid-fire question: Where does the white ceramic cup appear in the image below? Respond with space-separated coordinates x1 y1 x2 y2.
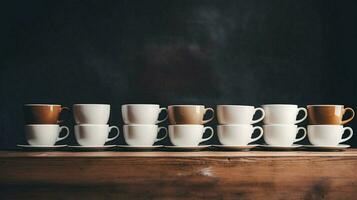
217 105 265 124
307 125 353 146
73 104 110 124
25 124 69 146
168 125 214 146
123 125 168 146
74 124 120 146
217 125 263 145
262 104 307 124
263 124 306 146
122 104 167 124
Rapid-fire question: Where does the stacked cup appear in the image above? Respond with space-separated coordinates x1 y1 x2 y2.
73 104 120 147
167 105 215 148
23 104 70 147
216 105 265 148
307 105 354 147
262 104 308 148
121 104 168 147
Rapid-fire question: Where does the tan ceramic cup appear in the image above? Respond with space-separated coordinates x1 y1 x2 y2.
307 105 355 125
168 105 214 124
24 104 69 124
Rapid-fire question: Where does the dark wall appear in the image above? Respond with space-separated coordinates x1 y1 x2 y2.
1 0 357 148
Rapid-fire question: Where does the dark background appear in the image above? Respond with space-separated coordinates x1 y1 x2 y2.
1 0 357 149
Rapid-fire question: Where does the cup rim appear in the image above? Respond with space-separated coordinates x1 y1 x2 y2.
75 124 109 127
168 105 205 107
124 124 158 127
217 105 254 108
307 105 344 107
24 104 61 106
73 104 110 106
263 124 298 127
25 124 60 127
122 104 160 107
217 124 253 127
168 124 204 127
307 125 343 127
261 104 298 107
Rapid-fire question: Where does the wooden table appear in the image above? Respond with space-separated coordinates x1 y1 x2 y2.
0 150 357 199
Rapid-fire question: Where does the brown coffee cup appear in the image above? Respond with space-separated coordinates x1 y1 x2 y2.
307 105 355 125
168 105 214 124
24 104 70 124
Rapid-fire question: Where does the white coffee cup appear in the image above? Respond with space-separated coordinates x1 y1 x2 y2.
25 124 69 146
74 124 120 146
217 125 263 145
307 125 353 146
217 105 265 124
123 125 168 146
122 104 167 124
263 124 306 146
168 125 214 146
262 104 307 124
73 104 110 124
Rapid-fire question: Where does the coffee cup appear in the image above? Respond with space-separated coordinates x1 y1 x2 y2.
25 124 69 146
24 104 69 124
123 125 167 146
74 124 120 146
168 125 214 146
217 125 263 146
122 104 167 124
307 125 353 146
217 105 265 124
263 124 306 146
168 105 214 124
73 104 110 124
307 105 355 125
262 104 307 124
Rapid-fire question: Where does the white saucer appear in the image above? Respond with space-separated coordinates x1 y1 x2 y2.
163 145 210 151
17 144 67 151
117 145 163 150
212 144 258 151
68 145 116 151
303 144 350 150
259 144 302 150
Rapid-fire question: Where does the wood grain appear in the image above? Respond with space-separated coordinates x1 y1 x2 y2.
0 150 357 199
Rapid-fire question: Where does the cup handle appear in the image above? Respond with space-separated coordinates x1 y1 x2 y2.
342 107 355 125
200 127 214 143
295 107 308 124
294 127 307 143
106 126 120 143
250 126 263 143
251 108 265 124
155 127 168 143
340 127 353 143
202 108 215 124
156 108 168 124
57 107 70 124
56 126 70 142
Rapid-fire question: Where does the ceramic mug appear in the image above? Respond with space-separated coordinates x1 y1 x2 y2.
217 105 265 124
73 104 110 124
262 104 307 124
263 124 306 146
168 125 214 146
307 125 353 146
24 104 69 124
123 124 168 146
307 105 355 125
217 124 263 146
168 105 214 124
25 124 69 146
122 104 167 124
74 124 120 146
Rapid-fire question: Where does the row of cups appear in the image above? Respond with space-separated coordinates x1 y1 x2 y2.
24 104 355 125
25 123 354 147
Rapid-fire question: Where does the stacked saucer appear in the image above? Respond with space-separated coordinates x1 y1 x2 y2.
260 104 308 150
70 104 119 150
166 105 214 151
215 105 265 151
119 104 168 150
19 104 70 150
305 105 354 150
